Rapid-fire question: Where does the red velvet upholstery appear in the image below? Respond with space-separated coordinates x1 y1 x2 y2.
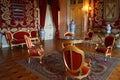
31 30 38 38
11 39 25 44
66 65 90 76
95 34 115 61
64 51 82 70
29 48 40 56
13 31 30 39
104 35 115 47
63 45 91 80
96 47 107 53
29 48 44 56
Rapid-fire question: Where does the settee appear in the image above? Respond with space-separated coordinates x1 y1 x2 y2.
5 29 39 49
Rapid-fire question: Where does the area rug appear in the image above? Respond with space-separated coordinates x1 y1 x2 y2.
17 51 120 80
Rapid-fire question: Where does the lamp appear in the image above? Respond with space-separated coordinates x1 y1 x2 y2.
82 5 89 13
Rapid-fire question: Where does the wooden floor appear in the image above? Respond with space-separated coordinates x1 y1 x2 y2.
0 39 120 80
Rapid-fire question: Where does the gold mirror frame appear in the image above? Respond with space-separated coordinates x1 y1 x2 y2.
104 0 119 22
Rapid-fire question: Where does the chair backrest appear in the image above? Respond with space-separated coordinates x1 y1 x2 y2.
30 29 38 38
104 34 115 47
5 31 12 41
64 32 73 37
62 42 73 48
63 45 84 72
24 35 33 49
87 31 94 38
62 40 76 48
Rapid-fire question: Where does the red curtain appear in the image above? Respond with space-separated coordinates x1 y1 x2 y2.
39 0 60 39
39 0 48 28
51 0 60 39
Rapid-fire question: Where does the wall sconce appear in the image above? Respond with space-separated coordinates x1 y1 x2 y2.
82 5 92 14
82 5 88 13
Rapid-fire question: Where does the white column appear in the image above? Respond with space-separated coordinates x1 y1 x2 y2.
83 0 89 36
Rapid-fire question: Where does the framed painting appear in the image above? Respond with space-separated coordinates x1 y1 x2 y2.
104 0 119 22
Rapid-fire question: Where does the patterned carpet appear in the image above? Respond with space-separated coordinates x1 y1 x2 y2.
18 51 120 80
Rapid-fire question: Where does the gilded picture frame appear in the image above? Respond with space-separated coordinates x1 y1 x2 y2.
104 0 119 22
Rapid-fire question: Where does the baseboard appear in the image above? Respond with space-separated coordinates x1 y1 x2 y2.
2 44 9 48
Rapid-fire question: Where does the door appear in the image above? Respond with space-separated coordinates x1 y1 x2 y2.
70 0 84 37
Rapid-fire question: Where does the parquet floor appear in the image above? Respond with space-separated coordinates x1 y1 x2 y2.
0 39 120 80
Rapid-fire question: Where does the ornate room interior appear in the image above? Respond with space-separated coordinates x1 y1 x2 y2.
0 0 120 80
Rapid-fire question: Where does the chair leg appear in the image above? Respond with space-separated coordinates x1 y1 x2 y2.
65 76 67 80
21 45 23 48
39 56 43 64
104 56 107 62
10 45 13 49
28 57 30 63
105 54 111 61
107 55 111 61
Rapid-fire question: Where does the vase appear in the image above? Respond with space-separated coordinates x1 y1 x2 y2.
0 33 3 48
70 20 76 34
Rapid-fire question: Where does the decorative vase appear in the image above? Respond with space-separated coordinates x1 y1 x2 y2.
0 33 3 48
106 24 111 34
39 28 45 44
70 20 76 34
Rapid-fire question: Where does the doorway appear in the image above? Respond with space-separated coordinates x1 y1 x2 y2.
70 0 84 38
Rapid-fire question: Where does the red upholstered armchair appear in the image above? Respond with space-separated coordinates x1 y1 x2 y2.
95 34 115 61
24 35 44 63
63 45 91 80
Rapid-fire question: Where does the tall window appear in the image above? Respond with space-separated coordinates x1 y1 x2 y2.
70 0 83 5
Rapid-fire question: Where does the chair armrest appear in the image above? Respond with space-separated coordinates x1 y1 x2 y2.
38 48 44 55
81 65 90 75
83 59 91 68
30 44 44 55
95 42 105 49
105 46 113 54
85 59 91 67
107 46 113 50
95 43 99 49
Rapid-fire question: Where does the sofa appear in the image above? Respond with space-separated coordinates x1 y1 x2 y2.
5 29 39 49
